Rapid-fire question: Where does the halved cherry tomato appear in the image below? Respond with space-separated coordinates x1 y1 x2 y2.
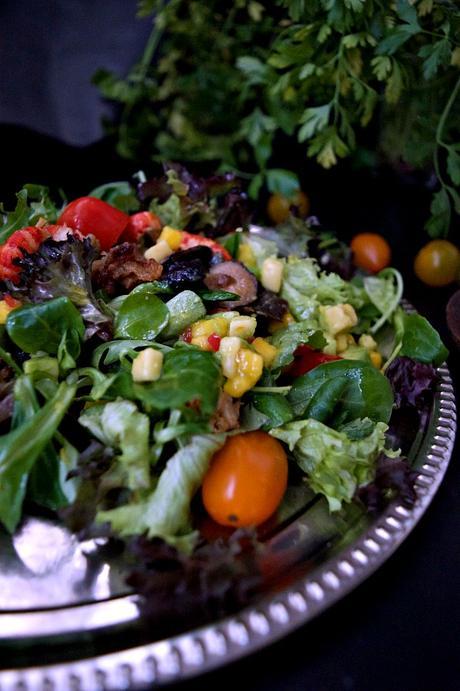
58 197 129 251
414 239 460 287
286 345 341 378
350 233 391 274
121 211 162 243
0 226 51 283
180 231 231 260
267 190 310 225
202 431 288 528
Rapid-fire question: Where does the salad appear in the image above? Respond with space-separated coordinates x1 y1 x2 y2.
0 164 448 580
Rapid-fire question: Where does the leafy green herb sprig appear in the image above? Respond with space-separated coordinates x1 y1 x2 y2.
94 0 460 236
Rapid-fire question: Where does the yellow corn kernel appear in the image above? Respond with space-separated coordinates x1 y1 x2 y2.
370 351 382 369
237 243 257 270
268 311 295 334
0 301 13 324
144 239 174 262
190 335 213 351
261 257 284 293
228 315 257 339
358 334 378 351
252 337 278 367
191 317 229 339
223 349 264 398
335 334 349 353
319 303 358 336
218 336 242 378
132 348 164 382
158 226 183 250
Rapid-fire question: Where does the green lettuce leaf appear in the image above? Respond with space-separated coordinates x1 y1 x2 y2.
363 268 403 334
97 434 225 551
271 418 392 511
79 400 151 491
269 321 326 369
281 257 366 321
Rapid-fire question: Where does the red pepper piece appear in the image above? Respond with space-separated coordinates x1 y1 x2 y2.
181 326 193 343
58 197 129 251
121 211 162 243
207 333 222 351
0 226 51 283
286 344 341 378
180 231 231 260
3 294 21 308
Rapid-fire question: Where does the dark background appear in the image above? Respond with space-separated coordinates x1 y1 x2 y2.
1 2 459 689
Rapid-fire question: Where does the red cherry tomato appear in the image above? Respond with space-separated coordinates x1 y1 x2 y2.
202 431 288 528
286 345 341 378
121 211 162 243
414 239 460 287
180 231 231 260
350 233 391 274
0 226 51 283
58 197 129 251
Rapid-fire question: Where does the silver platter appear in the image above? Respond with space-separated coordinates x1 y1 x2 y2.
0 306 456 690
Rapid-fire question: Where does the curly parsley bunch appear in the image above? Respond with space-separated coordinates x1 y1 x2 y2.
94 0 460 236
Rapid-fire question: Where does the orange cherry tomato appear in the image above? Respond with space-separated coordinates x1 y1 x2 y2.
350 233 391 273
414 239 460 287
202 431 288 528
267 190 310 225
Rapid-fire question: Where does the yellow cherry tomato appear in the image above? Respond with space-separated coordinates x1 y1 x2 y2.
267 190 310 225
414 240 460 287
202 431 288 528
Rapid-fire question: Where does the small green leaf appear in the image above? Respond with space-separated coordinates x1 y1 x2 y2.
266 169 300 196
425 188 451 238
298 104 331 142
447 148 460 186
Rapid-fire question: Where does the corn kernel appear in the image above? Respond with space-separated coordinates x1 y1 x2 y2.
359 334 378 351
252 337 278 367
191 317 229 339
261 257 284 293
335 334 349 353
370 351 382 369
190 336 213 351
223 349 264 398
268 311 295 333
158 226 183 250
218 336 242 378
132 348 164 382
237 243 257 271
0 301 13 324
144 239 174 262
228 315 257 339
319 303 358 336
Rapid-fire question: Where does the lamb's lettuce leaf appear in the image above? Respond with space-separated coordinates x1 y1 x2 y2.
163 290 206 338
133 344 222 419
6 297 84 355
115 284 169 340
97 434 225 552
271 418 392 511
0 379 76 532
288 359 394 425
